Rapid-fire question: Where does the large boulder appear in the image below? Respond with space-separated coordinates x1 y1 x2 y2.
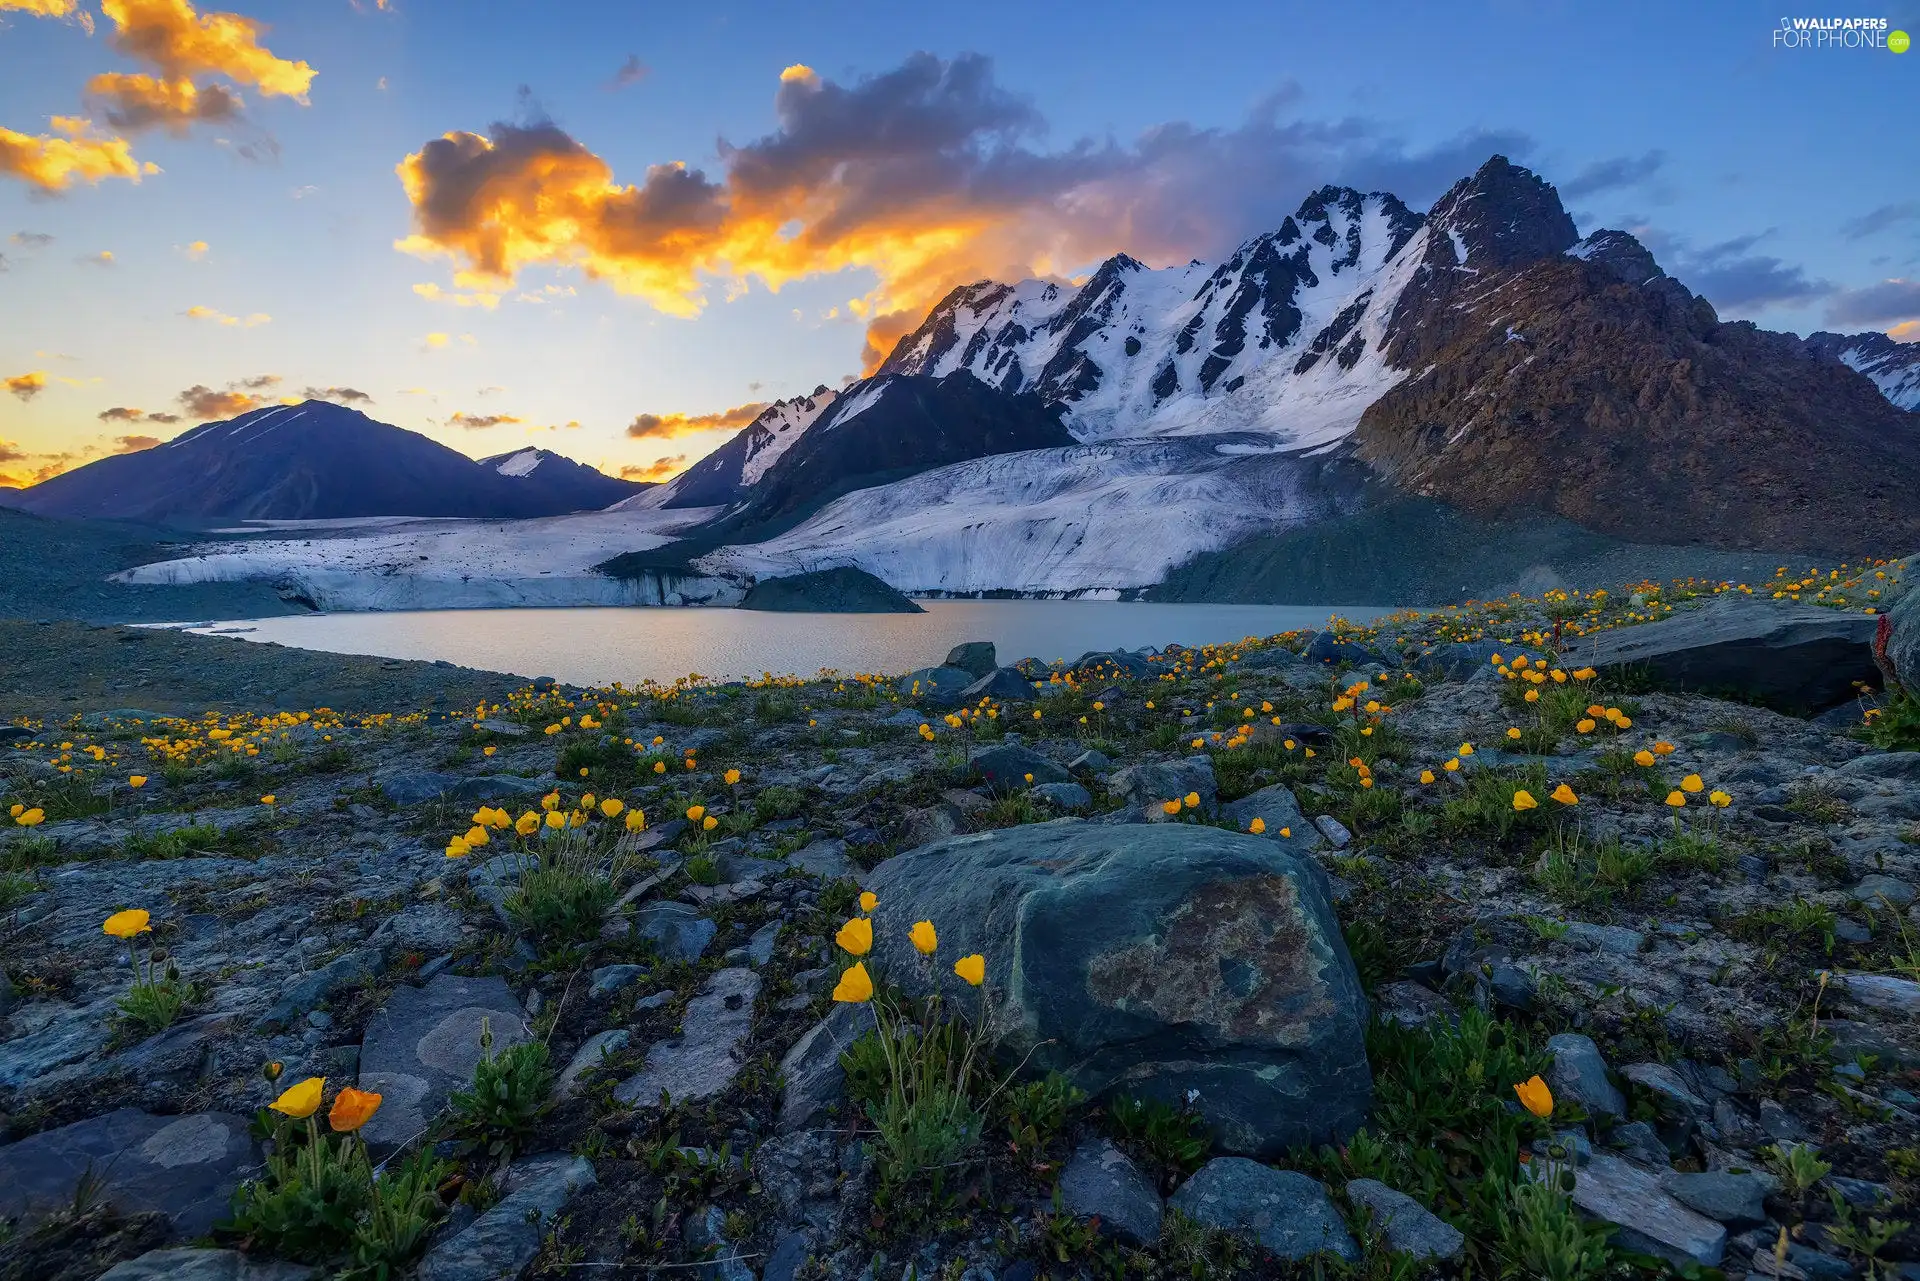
859 820 1370 1156
739 566 923 613
944 641 998 678
356 975 529 1151
961 667 1036 702
1565 597 1880 712
1107 756 1218 819
970 743 1068 789
896 666 976 708
1889 588 1920 694
0 1110 256 1241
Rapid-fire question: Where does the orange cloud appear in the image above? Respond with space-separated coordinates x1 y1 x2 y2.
5 371 47 400
0 117 154 192
620 455 686 482
99 0 316 100
413 281 500 308
447 411 521 429
176 373 278 419
98 406 182 423
113 434 163 453
0 438 24 463
185 303 270 326
85 72 242 132
1891 320 1919 343
0 0 93 30
624 401 767 440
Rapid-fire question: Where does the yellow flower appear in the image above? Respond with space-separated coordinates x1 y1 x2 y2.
653 761 667 774
1183 791 1200 809
1458 743 1474 756
1550 783 1578 805
103 908 151 939
483 745 497 757
910 920 938 954
1614 716 1633 729
953 954 986 986
1514 1074 1553 1118
328 1087 383 1132
260 795 276 806
1680 774 1704 794
1249 817 1266 834
15 807 45 826
1279 826 1292 838
464 825 489 847
542 792 561 811
1665 791 1687 808
128 775 148 788
1506 728 1522 740
1575 718 1596 734
836 916 873 956
724 768 741 785
832 962 874 1003
1633 750 1656 767
1442 758 1460 772
859 890 878 912
1418 769 1435 784
1709 790 1732 808
271 1076 326 1120
1524 689 1540 704
702 815 717 831
445 837 471 858
600 798 624 818
516 811 541 836
625 807 647 831
1511 790 1539 812
1653 741 1675 756
1161 799 1181 815
544 810 565 829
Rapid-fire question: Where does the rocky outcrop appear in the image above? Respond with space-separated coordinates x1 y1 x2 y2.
738 567 923 613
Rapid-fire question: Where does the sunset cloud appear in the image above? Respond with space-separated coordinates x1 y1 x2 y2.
113 433 162 453
5 371 47 401
0 439 24 464
302 385 372 404
85 72 242 132
620 455 685 482
0 117 155 192
99 0 316 101
176 373 278 419
183 238 209 258
448 411 521 429
185 303 270 325
397 53 1531 370
423 331 451 348
606 54 648 91
82 249 116 265
98 405 182 423
413 280 500 308
0 0 93 31
624 400 767 440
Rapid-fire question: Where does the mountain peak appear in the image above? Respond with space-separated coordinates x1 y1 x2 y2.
1427 154 1578 269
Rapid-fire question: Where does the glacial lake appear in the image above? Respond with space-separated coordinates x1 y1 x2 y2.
183 600 1396 688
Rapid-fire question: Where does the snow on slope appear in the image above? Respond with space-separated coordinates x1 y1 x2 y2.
739 389 839 486
1831 336 1920 411
695 437 1365 595
114 505 733 610
494 448 545 477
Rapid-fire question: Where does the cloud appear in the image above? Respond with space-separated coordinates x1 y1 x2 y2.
1558 150 1665 200
396 53 1535 371
1841 202 1920 241
99 0 315 100
0 0 93 30
625 400 768 440
85 72 242 133
0 117 155 192
5 371 47 400
1632 225 1834 313
182 238 209 258
99 406 184 424
620 455 684 481
11 231 53 248
301 385 371 403
606 54 649 90
413 280 500 308
1889 320 1919 343
447 411 521 429
423 331 450 348
1824 278 1920 328
83 249 116 266
176 373 278 418
185 303 270 325
0 439 24 464
112 434 162 452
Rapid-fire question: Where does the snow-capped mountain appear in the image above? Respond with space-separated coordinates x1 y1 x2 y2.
653 387 841 510
478 446 645 512
1805 331 1920 411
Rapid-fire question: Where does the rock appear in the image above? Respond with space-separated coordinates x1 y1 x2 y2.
776 1004 872 1132
415 1154 596 1281
903 804 963 848
1414 640 1505 682
761 1230 812 1281
787 838 856 880
971 743 1068 788
879 708 930 728
1313 815 1352 849
1559 1151 1725 1267
1029 781 1091 809
473 718 530 737
897 666 976 708
1563 597 1879 712
1852 874 1917 908
944 641 998 678
1623 1061 1708 1120
255 947 385 1032
683 1205 757 1281
357 974 529 1151
1303 632 1383 669
1606 1120 1671 1167
97 1249 317 1281
553 1029 630 1102
1663 1171 1777 1226
1070 749 1113 773
1546 1033 1626 1122
1069 649 1158 679
861 820 1370 1156
1830 972 1920 1015
962 666 1036 702
1828 1175 1895 1208
1106 756 1218 819
1220 785 1326 852
1838 752 1920 781
613 968 760 1106
1058 1138 1163 1246
1562 922 1645 955
738 567 922 613
369 903 469 955
590 963 649 998
1344 1179 1465 1261
634 902 718 962
1376 981 1450 1028
1168 1159 1359 1261
747 920 782 966
0 1110 255 1241
1888 588 1920 692
1758 1097 1809 1142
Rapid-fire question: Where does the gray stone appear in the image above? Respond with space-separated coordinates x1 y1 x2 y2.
1029 781 1091 809
747 920 783 966
1838 752 1920 781
898 666 977 709
683 1205 756 1281
1070 749 1113 773
0 1110 255 1241
1168 1159 1358 1261
634 901 718 962
1852 874 1917 908
1830 972 1920 1015
98 1249 317 1281
761 1230 812 1281
1303 632 1384 669
376 769 462 805
415 1154 596 1281
1884 567 1919 690
1221 785 1326 853
1058 1138 1163 1246
1560 1151 1725 1267
1314 814 1352 848
777 1004 872 1132
1606 1120 1671 1167
861 820 1370 1157
369 903 469 956
1828 1176 1894 1208
1663 1171 1777 1226
971 743 1068 788
1562 922 1645 955
613 968 760 1106
590 963 649 998
1376 982 1451 1028
1345 1179 1465 1260
256 947 385 1032
553 1029 629 1102
787 838 856 880
944 641 998 678
1414 640 1506 682
962 666 1037 702
1759 1098 1809 1142
1106 756 1218 819
879 708 929 728
1564 597 1879 712
358 974 529 1151
472 718 531 737
1624 1061 1708 1120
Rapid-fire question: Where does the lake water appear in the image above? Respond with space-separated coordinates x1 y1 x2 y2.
186 600 1394 688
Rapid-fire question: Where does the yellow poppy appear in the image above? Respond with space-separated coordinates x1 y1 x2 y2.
103 908 151 939
836 916 873 956
1550 784 1577 805
1513 1075 1553 1118
953 954 986 986
1249 817 1266 834
832 962 874 1003
1511 790 1539 812
859 890 878 912
271 1076 326 1120
328 1087 383 1132
910 920 938 954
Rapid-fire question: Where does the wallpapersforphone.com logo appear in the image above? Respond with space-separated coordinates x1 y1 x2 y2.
1773 16 1909 50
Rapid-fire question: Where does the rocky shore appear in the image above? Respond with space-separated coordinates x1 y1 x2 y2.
2 563 1919 1281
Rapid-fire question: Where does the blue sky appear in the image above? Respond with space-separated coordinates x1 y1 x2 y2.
2 0 1915 487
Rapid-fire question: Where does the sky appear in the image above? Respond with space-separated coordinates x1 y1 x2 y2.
1 0 1916 489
